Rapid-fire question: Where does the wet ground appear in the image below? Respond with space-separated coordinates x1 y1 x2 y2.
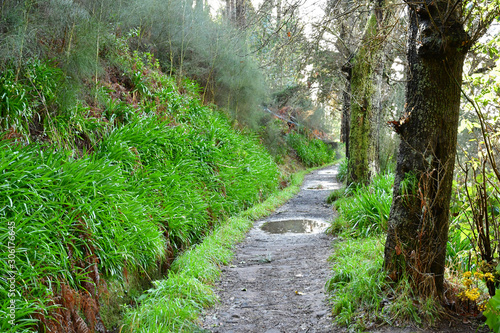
200 164 489 333
200 165 340 332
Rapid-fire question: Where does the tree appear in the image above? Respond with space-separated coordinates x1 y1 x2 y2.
384 0 499 298
347 0 393 184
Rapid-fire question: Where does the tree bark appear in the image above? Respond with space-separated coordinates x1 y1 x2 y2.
347 11 384 184
384 0 469 298
341 59 352 160
235 0 246 28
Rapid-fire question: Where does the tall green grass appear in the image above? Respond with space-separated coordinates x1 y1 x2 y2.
327 237 387 329
0 141 166 332
0 53 280 332
286 131 335 167
332 173 393 236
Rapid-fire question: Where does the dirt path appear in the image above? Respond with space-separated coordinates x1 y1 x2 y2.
201 165 340 333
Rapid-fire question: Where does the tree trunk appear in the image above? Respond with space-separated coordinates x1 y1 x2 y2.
276 0 282 30
347 12 383 184
383 0 469 298
341 59 352 160
225 0 231 19
235 0 246 28
195 0 204 12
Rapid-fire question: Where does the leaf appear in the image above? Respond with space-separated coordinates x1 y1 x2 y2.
484 291 500 333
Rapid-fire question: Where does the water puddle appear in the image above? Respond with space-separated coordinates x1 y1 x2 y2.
260 219 328 234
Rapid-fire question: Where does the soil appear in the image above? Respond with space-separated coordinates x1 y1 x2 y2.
200 165 490 333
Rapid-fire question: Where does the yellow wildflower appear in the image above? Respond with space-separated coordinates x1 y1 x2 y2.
463 271 472 278
474 272 484 280
484 272 495 282
464 278 473 288
478 302 487 312
465 288 480 301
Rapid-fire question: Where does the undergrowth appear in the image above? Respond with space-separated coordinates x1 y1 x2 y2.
286 131 335 167
327 172 442 331
0 51 281 332
123 169 310 332
330 172 393 237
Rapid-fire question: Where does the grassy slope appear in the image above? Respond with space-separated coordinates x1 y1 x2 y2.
0 52 282 332
0 40 337 331
124 168 312 332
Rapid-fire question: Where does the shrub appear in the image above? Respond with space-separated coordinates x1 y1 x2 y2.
286 131 335 167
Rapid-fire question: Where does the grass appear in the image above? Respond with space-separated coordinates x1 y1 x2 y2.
0 37 337 332
327 236 387 329
122 167 310 332
331 172 394 237
286 131 336 167
326 171 444 331
0 52 283 332
327 235 442 330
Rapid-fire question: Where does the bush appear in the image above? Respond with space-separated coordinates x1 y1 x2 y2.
286 131 335 167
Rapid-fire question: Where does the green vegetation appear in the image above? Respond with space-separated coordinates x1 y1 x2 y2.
123 169 309 332
286 131 335 167
336 158 349 183
0 2 337 330
327 172 444 330
327 236 386 328
330 172 393 237
0 48 289 331
328 162 498 330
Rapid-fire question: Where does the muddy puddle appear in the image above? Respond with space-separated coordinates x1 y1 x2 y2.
260 219 328 234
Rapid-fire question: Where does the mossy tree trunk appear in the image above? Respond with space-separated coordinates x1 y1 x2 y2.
341 59 352 160
347 11 384 184
383 0 469 298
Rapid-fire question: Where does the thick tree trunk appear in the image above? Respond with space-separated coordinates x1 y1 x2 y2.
383 1 468 297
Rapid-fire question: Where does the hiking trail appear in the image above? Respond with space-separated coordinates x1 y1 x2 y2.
201 165 340 332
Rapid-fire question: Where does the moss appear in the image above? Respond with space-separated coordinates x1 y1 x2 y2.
348 14 382 184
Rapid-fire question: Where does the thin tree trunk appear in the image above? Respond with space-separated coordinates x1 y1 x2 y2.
384 0 469 298
276 0 282 29
341 59 352 160
226 0 231 19
235 0 246 28
195 0 204 12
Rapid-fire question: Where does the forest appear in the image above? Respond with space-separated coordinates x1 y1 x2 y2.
0 0 499 332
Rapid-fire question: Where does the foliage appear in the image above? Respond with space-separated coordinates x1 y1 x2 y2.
0 54 280 331
485 286 500 333
0 141 166 332
333 173 394 236
120 0 268 128
452 45 500 301
123 167 310 332
327 236 441 331
286 131 335 167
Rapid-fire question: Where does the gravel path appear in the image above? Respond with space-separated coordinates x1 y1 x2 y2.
201 165 340 333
